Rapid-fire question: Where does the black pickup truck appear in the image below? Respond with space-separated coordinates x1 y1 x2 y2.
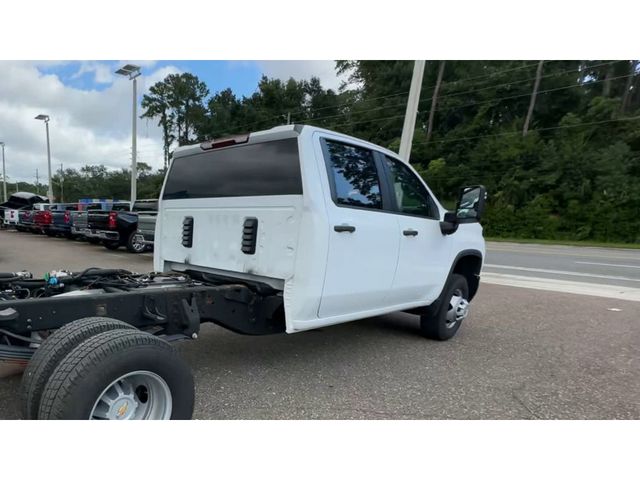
87 200 157 253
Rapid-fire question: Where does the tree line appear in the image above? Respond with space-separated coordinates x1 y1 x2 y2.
12 61 639 243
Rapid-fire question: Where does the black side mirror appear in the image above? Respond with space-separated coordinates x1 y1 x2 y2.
455 185 487 223
440 185 487 235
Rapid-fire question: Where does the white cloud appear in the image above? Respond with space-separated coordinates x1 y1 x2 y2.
258 60 345 91
0 61 171 184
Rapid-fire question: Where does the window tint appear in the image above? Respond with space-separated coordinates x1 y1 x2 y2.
163 138 302 199
324 140 382 209
384 156 438 218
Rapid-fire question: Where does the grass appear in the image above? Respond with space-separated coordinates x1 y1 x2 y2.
485 237 640 250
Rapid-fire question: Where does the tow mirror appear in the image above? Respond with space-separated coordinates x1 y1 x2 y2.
456 185 487 222
440 185 487 235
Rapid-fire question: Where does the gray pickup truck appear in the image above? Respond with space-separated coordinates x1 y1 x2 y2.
135 209 158 249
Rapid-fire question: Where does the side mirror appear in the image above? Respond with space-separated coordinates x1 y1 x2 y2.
455 185 487 223
440 185 487 235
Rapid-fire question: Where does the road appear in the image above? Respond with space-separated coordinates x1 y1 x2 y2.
0 229 638 419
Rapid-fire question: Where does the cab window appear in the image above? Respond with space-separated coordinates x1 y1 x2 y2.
383 156 438 219
324 140 382 210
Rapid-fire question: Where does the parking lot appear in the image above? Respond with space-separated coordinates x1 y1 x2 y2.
0 228 638 419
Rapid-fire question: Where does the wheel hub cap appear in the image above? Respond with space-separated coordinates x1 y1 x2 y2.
90 371 172 420
445 289 469 328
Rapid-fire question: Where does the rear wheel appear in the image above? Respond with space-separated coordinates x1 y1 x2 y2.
38 330 194 420
103 240 120 250
20 317 135 420
420 274 469 341
126 231 146 254
88 237 101 244
45 231 56 237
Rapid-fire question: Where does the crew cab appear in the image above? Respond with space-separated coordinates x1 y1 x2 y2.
1 125 485 420
88 200 155 253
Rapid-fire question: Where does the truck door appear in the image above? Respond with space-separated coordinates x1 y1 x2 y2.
317 137 400 319
381 155 452 305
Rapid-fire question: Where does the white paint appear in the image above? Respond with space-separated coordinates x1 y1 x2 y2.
575 261 640 269
483 264 640 283
155 125 486 333
481 272 640 302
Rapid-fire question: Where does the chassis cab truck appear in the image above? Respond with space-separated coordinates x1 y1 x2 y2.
1 125 486 420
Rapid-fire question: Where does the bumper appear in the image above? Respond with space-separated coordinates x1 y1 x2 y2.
95 230 120 241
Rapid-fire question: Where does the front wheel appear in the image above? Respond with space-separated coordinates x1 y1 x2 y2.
420 274 469 341
38 329 195 420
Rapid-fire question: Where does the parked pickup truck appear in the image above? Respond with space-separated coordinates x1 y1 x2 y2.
34 203 82 238
1 192 48 228
88 200 156 253
1 125 485 420
133 201 159 249
18 203 50 233
70 203 106 242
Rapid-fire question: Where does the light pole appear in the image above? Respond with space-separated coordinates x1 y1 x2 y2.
35 114 54 201
59 163 64 203
0 141 6 202
115 64 141 209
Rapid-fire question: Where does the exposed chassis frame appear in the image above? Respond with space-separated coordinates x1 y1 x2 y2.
0 282 285 360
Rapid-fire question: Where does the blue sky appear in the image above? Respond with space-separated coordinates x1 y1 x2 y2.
36 60 339 96
0 60 342 182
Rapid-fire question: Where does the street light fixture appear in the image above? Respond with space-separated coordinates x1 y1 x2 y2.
0 141 6 202
115 64 141 208
34 114 54 201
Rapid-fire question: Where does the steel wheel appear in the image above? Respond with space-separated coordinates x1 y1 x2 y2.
90 371 172 420
445 288 469 329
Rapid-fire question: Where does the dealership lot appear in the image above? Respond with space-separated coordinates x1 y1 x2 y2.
0 229 638 419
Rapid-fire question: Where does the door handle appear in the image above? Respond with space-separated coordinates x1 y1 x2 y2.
403 229 418 236
334 225 356 233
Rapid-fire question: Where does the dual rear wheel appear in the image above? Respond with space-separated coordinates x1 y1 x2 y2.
21 317 195 420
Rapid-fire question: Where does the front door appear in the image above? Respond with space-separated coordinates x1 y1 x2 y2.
382 155 452 305
318 138 400 319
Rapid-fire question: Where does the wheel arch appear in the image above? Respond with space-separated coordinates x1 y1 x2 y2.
450 249 483 301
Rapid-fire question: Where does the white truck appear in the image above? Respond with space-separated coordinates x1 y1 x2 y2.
0 125 486 420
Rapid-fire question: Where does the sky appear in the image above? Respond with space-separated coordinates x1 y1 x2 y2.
0 60 343 185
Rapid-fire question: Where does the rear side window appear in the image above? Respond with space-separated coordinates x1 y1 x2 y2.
163 138 302 200
323 140 382 210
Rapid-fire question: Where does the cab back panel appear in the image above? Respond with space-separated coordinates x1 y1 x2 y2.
158 197 302 280
157 137 304 282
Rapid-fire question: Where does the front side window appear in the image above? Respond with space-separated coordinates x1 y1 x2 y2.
324 140 382 210
384 156 438 218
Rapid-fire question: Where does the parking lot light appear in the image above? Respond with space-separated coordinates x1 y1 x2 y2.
34 114 54 202
0 141 6 202
115 64 142 209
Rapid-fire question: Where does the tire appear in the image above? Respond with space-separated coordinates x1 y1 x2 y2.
20 317 135 420
420 274 469 341
38 329 194 420
103 240 120 250
126 231 146 254
45 231 56 237
88 237 101 244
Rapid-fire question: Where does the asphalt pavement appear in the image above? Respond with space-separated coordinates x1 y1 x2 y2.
0 230 638 419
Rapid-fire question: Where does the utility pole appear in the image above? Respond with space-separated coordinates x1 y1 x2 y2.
287 112 291 125
36 168 39 195
426 61 446 143
0 141 6 202
523 60 544 136
59 163 64 203
399 60 426 162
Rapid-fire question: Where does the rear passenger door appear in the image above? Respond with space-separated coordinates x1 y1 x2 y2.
381 156 452 304
318 138 400 319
